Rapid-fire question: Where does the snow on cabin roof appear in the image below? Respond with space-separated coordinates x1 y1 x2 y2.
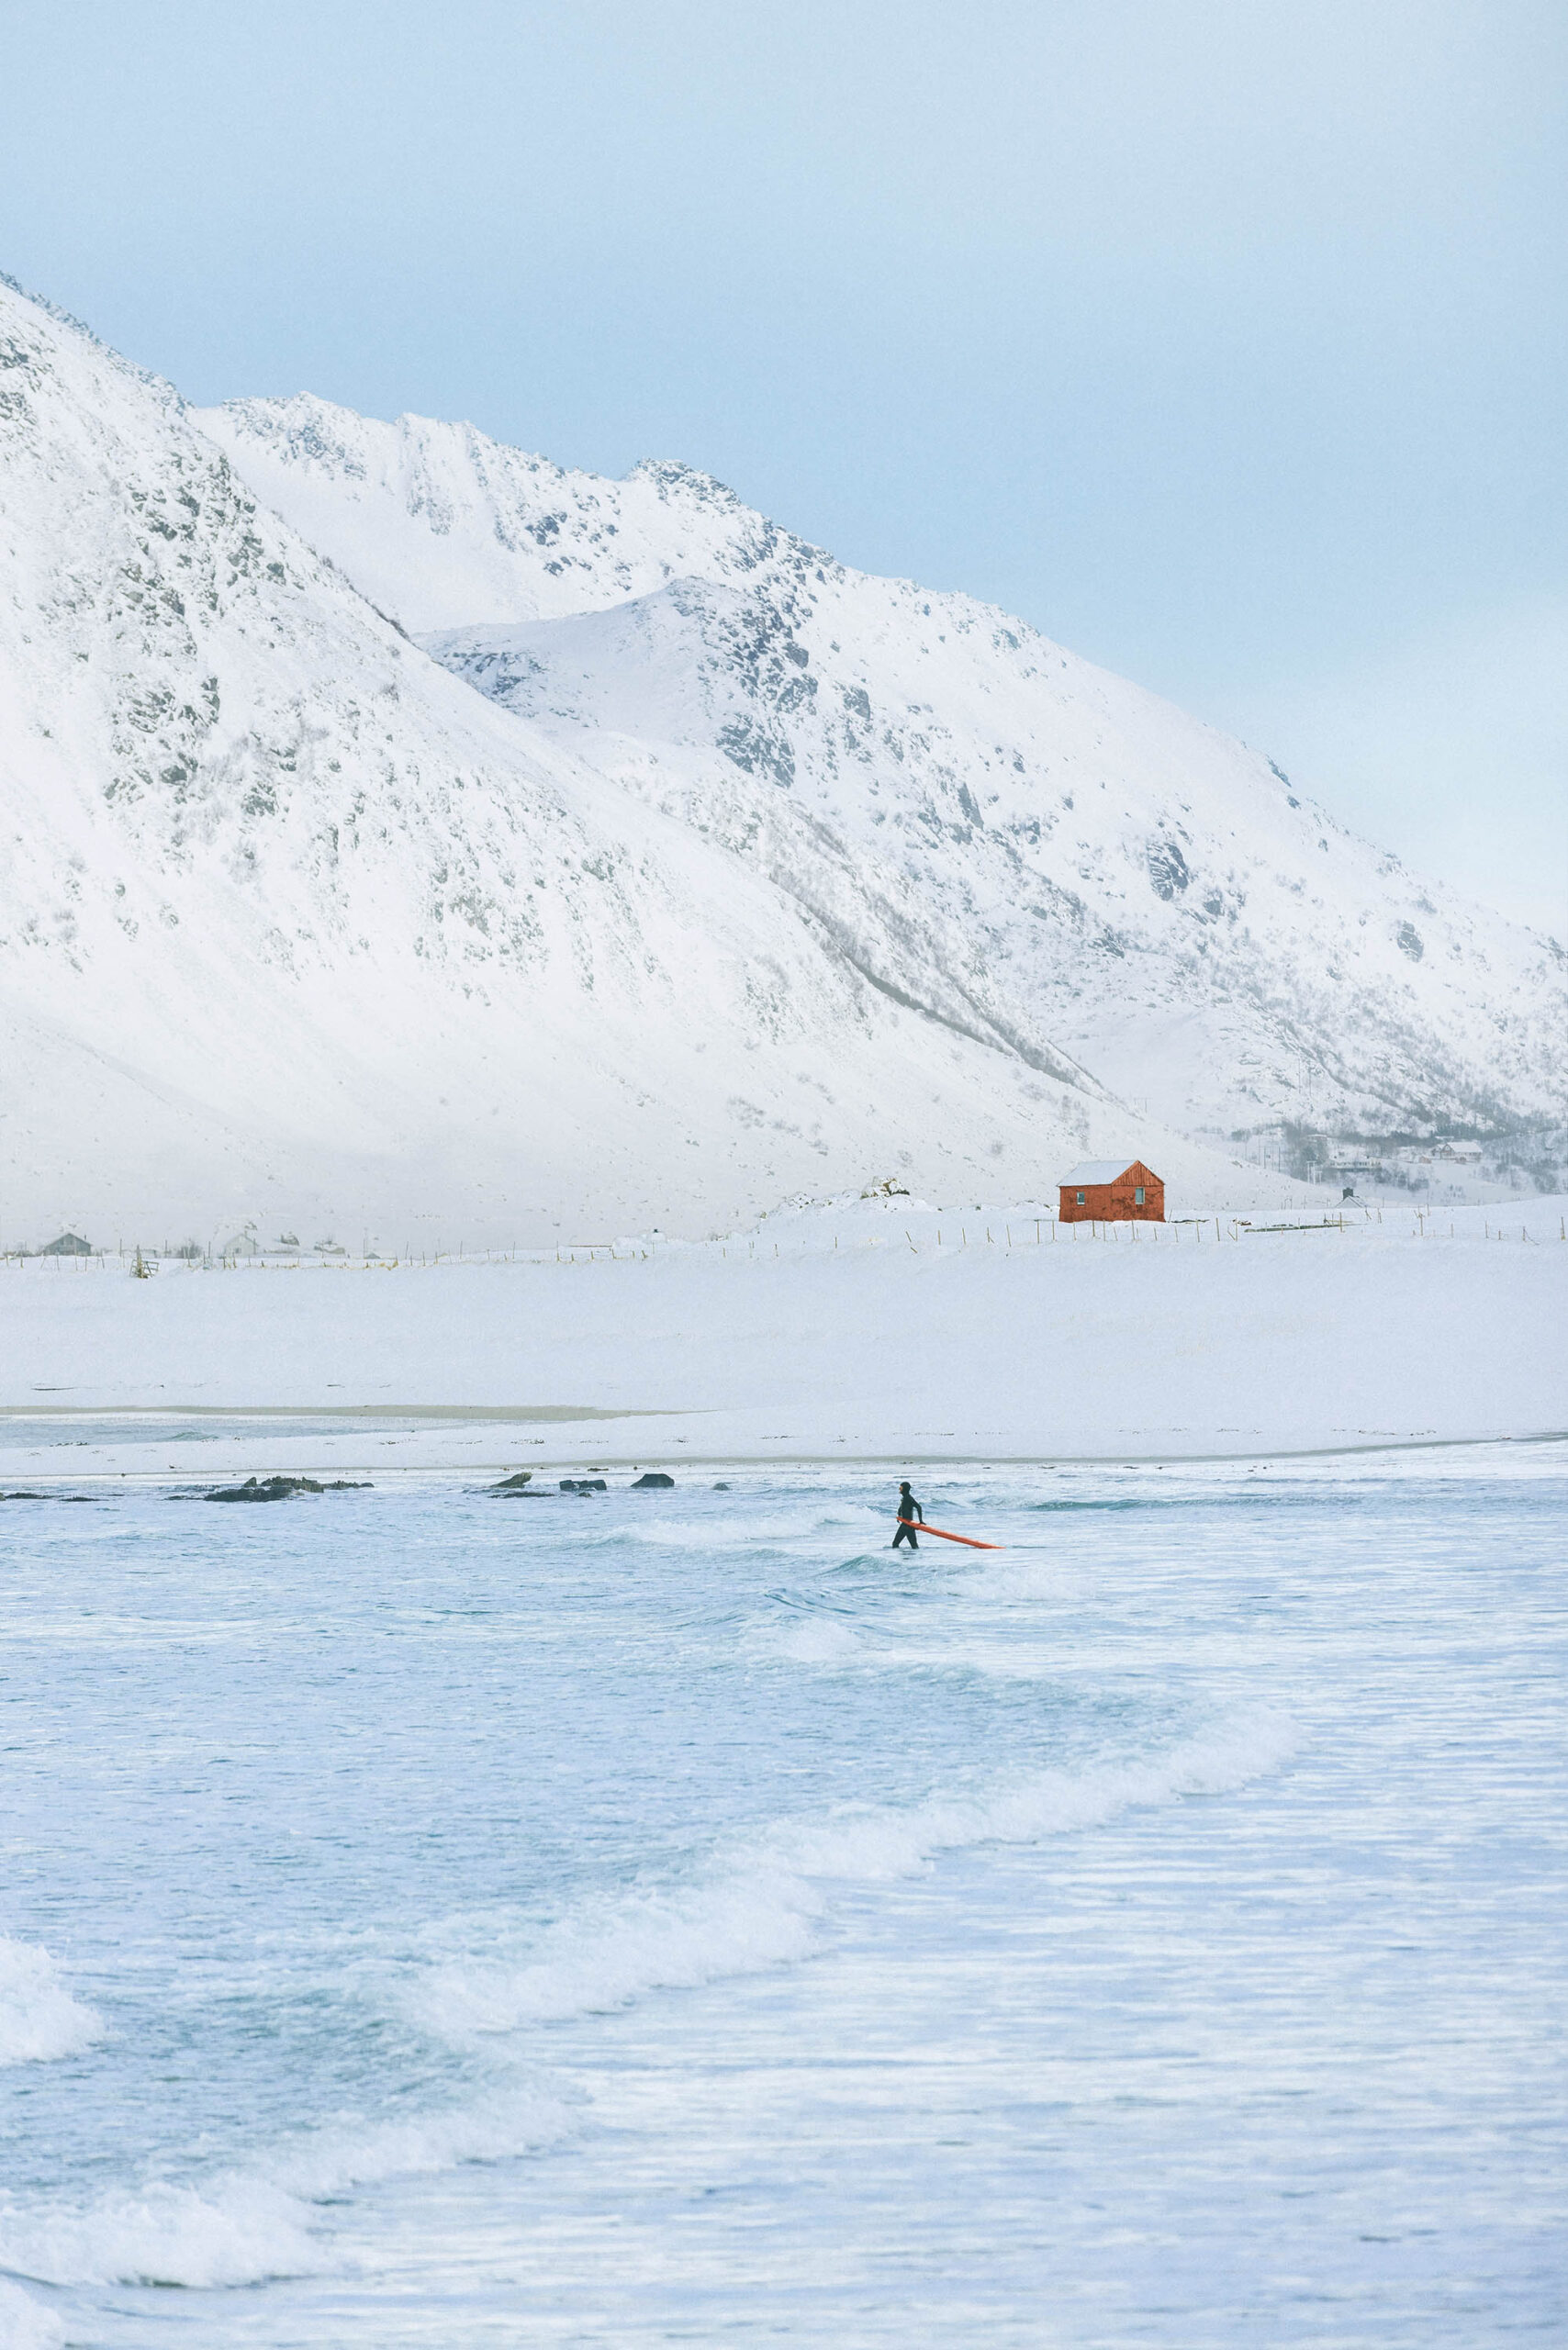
1061 1160 1143 1186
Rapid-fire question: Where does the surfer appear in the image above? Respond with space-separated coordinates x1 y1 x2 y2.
892 1482 924 1550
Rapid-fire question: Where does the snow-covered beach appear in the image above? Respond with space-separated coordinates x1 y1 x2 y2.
4 1194 1564 1483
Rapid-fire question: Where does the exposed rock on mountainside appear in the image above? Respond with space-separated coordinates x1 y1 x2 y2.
200 393 1568 1144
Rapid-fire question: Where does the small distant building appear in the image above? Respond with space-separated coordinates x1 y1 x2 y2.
39 1232 93 1256
1058 1159 1164 1223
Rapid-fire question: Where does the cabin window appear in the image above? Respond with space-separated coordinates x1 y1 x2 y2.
1134 1186 1145 1205
1076 1191 1085 1205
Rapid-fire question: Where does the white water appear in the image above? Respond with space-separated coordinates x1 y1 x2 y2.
0 1940 100 2068
1 1451 1563 2342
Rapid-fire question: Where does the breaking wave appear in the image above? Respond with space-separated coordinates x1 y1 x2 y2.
0 2177 321 2293
411 1712 1296 2041
0 1940 101 2066
0 2083 571 2290
0 2279 66 2349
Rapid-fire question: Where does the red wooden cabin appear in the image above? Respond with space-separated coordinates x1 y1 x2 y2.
1058 1158 1164 1223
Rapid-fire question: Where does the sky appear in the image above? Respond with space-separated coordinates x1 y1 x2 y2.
4 0 1564 934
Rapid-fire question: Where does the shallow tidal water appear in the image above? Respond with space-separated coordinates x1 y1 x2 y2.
1 1449 1564 2347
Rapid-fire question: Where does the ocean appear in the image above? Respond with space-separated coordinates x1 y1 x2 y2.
2 1447 1564 2344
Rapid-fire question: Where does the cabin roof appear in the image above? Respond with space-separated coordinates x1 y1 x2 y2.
1061 1159 1148 1187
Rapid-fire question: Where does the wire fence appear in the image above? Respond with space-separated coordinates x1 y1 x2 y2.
4 1202 1563 1273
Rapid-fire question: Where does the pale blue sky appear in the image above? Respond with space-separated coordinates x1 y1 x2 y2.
5 0 1563 931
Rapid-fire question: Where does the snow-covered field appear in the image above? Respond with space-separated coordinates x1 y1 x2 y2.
4 1195 1563 1480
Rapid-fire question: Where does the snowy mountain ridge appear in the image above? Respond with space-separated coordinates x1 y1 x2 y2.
0 274 1178 1246
0 265 1560 1249
193 390 822 635
199 392 1568 1146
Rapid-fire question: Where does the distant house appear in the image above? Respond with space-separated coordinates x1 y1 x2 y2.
39 1231 93 1256
1058 1160 1164 1224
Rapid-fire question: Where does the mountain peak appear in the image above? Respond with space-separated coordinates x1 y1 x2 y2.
625 455 745 507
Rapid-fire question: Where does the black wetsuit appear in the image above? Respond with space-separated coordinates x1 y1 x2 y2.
893 1492 924 1550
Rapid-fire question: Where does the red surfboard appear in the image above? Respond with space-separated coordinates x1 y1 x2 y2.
903 1523 1002 1550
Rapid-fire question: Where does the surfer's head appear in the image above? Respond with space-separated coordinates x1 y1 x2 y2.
899 1481 912 1494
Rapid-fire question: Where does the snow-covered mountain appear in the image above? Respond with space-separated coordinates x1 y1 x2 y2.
1 274 1209 1248
1 267 1559 1250
198 393 1568 1147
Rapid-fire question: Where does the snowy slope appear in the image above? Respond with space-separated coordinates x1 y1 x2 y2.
199 394 1568 1141
1 274 1241 1248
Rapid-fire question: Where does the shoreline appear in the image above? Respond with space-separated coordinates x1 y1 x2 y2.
4 1429 1566 1487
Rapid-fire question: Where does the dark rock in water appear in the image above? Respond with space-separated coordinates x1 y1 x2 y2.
204 1475 372 1502
560 1477 608 1494
487 1470 552 1497
711 1482 731 1491
1 1490 46 1500
631 1472 675 1489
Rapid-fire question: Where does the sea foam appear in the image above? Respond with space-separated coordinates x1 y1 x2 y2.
0 1939 101 2066
0 2083 573 2291
412 1712 1297 2041
0 2177 320 2292
0 2278 66 2349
